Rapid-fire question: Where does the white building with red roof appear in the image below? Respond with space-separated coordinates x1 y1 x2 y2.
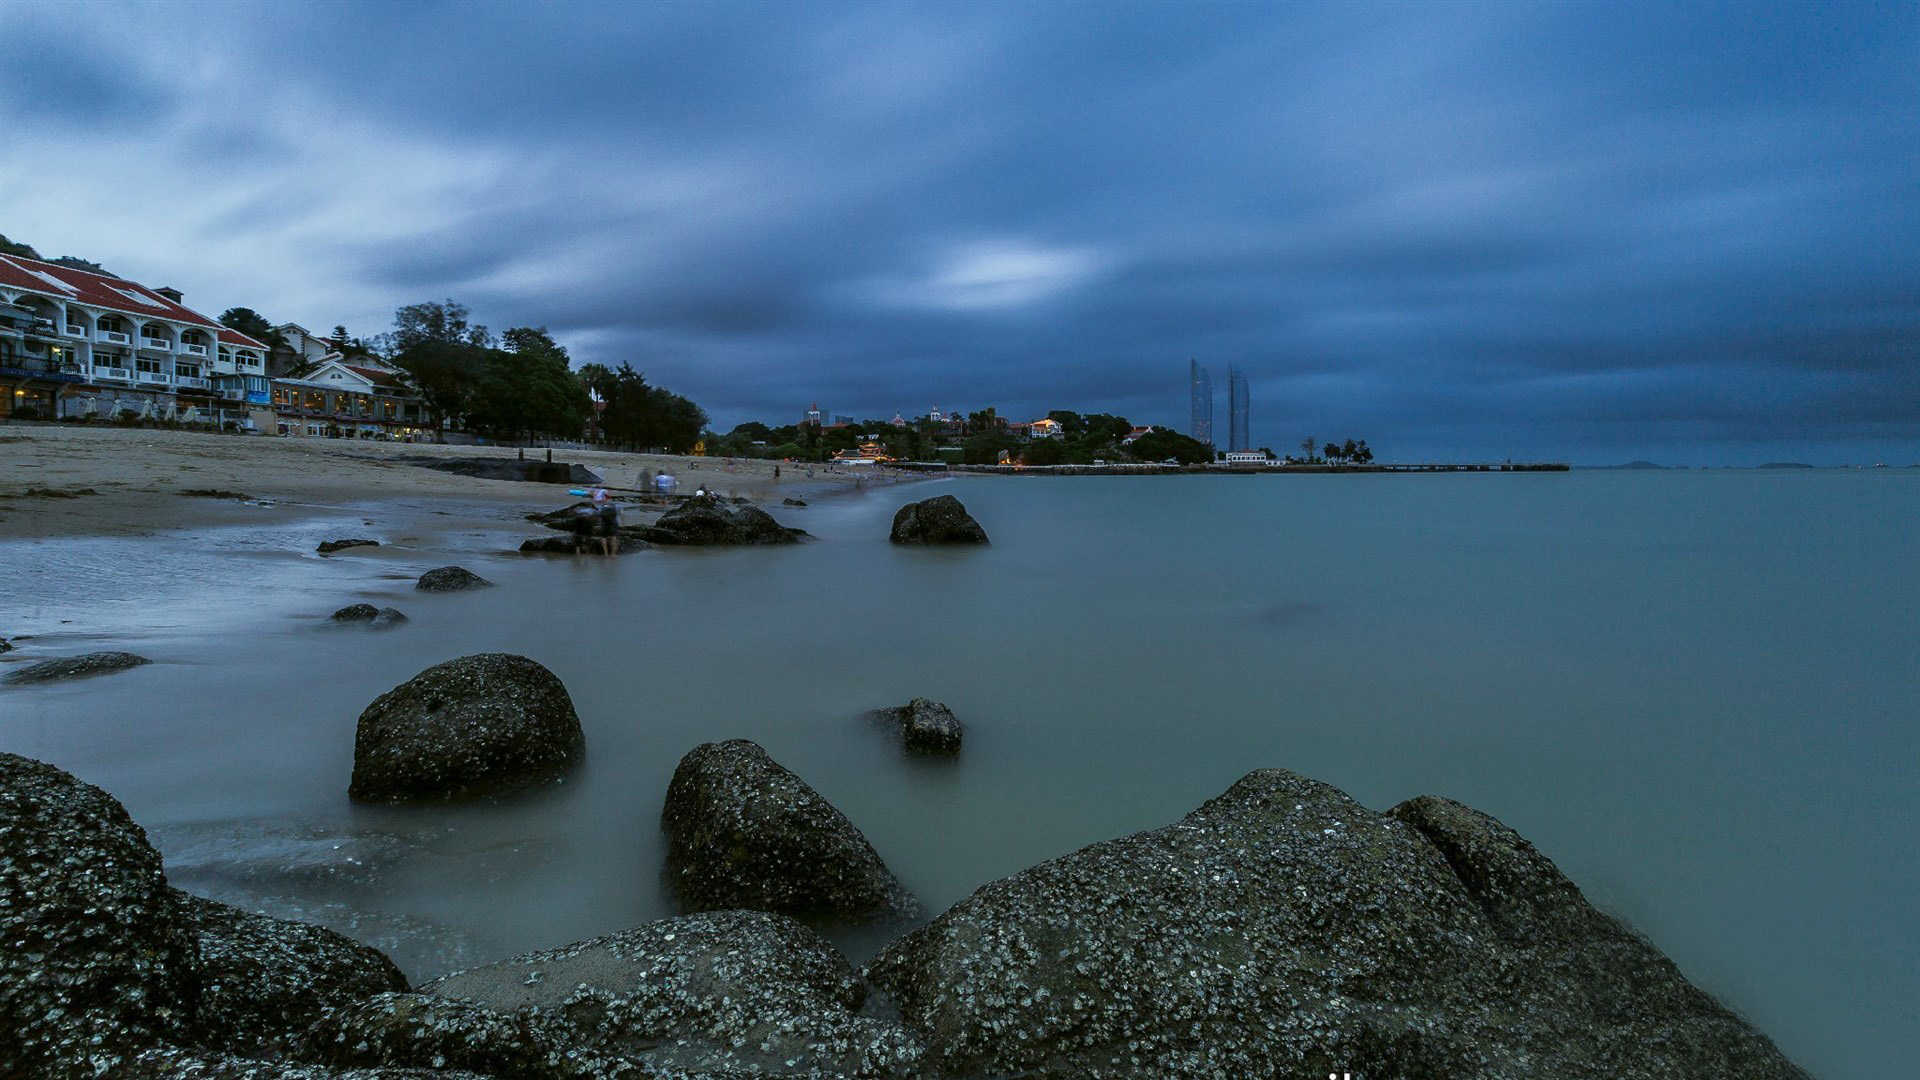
0 253 269 424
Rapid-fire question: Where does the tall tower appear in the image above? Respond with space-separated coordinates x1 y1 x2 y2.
1228 366 1249 451
1188 359 1213 447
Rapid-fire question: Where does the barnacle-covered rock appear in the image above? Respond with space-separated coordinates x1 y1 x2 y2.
413 566 492 592
2 650 151 685
125 1044 478 1077
0 753 197 1077
424 909 923 1076
329 605 408 628
865 768 1812 1080
662 740 918 923
299 993 616 1077
179 890 408 1059
349 653 585 803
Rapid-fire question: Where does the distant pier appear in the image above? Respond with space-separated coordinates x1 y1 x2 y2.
902 461 1570 476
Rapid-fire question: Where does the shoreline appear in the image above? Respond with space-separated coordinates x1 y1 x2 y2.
0 422 919 542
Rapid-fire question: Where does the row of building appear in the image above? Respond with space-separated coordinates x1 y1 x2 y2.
0 254 430 439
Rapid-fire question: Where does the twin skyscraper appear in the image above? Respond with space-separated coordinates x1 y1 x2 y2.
1188 358 1250 452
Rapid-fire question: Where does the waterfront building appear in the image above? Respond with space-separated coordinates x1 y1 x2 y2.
0 254 267 426
1029 417 1063 439
1188 358 1213 447
269 358 429 439
1122 424 1158 444
1227 365 1250 451
1223 449 1270 464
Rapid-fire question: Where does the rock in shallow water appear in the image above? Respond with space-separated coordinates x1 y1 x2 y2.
888 493 988 544
2 650 150 685
642 494 806 545
317 538 380 555
414 566 492 592
329 604 407 628
661 739 919 924
864 768 1812 1080
349 653 585 803
0 753 198 1076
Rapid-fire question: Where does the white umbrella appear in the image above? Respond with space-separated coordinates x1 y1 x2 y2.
180 406 200 424
162 399 178 421
75 396 95 418
137 399 154 420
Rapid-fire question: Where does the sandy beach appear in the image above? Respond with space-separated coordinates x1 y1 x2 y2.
0 424 911 541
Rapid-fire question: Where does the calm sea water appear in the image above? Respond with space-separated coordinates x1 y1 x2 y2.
3 470 1914 1077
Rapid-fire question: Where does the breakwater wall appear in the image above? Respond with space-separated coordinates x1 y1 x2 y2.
893 461 1570 476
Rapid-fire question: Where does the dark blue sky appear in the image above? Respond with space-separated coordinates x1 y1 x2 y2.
4 1 1915 462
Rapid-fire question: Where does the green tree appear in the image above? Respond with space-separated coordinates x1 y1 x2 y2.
1023 437 1067 465
466 327 590 442
1129 429 1212 465
217 307 289 354
392 299 491 352
0 234 39 258
1323 440 1341 464
393 339 484 437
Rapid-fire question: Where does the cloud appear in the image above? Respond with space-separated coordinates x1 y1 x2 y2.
0 0 1914 462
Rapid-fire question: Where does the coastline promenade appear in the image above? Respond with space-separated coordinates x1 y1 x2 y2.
915 461 1571 475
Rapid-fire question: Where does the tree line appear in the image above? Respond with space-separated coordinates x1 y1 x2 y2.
217 298 706 451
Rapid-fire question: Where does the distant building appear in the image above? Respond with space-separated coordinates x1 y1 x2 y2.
804 402 823 426
1189 358 1213 447
1029 417 1063 439
1227 365 1250 451
832 414 857 426
889 411 908 427
1122 424 1158 444
1223 450 1270 464
269 358 428 439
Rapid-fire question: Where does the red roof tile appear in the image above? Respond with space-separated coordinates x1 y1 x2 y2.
0 253 267 349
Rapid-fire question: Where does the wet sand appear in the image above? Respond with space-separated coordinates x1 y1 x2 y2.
0 424 908 541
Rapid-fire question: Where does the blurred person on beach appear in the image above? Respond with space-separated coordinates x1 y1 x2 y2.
591 487 619 555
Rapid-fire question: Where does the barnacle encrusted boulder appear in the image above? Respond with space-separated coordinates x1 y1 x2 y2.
349 653 585 803
641 494 806 545
888 494 988 544
329 604 408 628
301 992 607 1076
2 650 150 685
178 889 409 1059
661 740 919 923
414 566 492 592
0 753 197 1077
421 909 923 1076
865 768 1812 1080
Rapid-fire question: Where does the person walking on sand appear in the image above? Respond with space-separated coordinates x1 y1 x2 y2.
591 486 619 555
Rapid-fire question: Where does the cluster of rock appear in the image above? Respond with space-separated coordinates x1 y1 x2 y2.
2 650 150 686
5 727 1811 1079
888 493 988 544
317 538 380 554
641 494 807 545
329 603 408 629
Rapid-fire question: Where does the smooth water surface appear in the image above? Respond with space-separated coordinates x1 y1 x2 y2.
3 471 1914 1077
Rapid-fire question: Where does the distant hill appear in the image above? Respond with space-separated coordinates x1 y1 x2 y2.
1584 460 1676 470
1753 462 1817 470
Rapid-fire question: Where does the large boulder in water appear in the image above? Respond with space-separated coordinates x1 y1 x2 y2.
0 753 197 1075
349 654 585 803
329 604 407 629
888 494 987 544
2 650 150 685
415 909 923 1076
178 889 409 1060
414 566 492 592
865 768 1811 1080
642 494 805 545
661 740 919 923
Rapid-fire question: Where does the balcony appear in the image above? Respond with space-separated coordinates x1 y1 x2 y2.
95 366 132 381
179 342 209 358
64 325 87 339
219 389 246 401
175 376 212 390
97 330 131 346
135 369 173 386
140 337 173 352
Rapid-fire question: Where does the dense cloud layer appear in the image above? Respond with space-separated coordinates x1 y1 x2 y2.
3 2 1914 462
